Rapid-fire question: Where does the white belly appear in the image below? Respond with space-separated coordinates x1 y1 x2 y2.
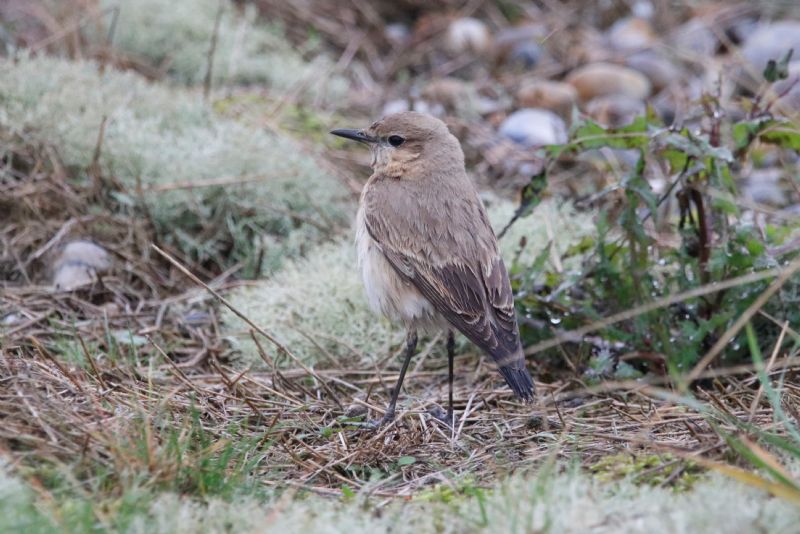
356 206 442 330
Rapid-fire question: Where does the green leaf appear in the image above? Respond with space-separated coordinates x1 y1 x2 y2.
662 148 688 173
761 126 800 150
734 119 800 151
549 115 657 158
497 169 547 239
733 120 767 151
397 455 416 466
661 131 732 162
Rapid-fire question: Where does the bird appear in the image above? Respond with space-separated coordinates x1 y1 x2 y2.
330 111 534 428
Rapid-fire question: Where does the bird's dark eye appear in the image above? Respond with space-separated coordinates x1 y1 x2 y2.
388 135 405 147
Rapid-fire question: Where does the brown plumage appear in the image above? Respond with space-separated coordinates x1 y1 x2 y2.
331 111 534 427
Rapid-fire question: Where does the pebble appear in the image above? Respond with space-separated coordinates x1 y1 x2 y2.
625 50 681 93
445 17 492 55
499 108 567 147
52 240 111 291
493 24 545 68
585 95 646 128
742 168 787 207
421 77 477 114
384 23 411 47
2 313 22 326
566 62 651 102
516 79 578 119
670 19 717 56
606 17 656 51
742 22 800 72
508 40 543 69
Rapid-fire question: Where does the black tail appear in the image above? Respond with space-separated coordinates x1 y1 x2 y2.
498 362 535 401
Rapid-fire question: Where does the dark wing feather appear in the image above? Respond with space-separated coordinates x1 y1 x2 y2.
364 195 534 400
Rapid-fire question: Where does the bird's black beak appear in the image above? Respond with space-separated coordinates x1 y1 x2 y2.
330 128 377 144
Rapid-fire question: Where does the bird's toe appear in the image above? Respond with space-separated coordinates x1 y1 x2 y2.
427 406 454 428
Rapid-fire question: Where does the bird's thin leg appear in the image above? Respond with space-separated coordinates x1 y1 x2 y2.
428 330 455 428
372 329 417 427
446 330 455 424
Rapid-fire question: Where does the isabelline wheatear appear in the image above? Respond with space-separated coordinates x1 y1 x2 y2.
331 111 534 427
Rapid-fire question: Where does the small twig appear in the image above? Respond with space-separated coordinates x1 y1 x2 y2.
28 336 86 394
203 1 224 100
77 334 109 391
454 391 476 443
748 321 789 422
151 244 343 409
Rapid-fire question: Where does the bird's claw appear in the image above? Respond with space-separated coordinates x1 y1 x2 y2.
365 410 395 430
427 406 454 428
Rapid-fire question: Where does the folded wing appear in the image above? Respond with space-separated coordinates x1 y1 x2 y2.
363 186 534 400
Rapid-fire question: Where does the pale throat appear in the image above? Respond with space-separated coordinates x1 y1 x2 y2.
370 145 422 178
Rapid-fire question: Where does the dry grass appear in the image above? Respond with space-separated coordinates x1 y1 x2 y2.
3 88 799 514
5 263 800 497
3 1 800 530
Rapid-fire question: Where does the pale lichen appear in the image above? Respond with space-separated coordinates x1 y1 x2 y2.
95 0 347 101
0 54 351 271
223 198 596 367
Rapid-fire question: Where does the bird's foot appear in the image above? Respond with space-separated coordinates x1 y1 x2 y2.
365 409 396 430
427 406 454 429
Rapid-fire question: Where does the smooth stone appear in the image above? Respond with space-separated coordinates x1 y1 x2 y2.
2 313 22 326
566 62 651 101
52 240 111 291
670 18 717 56
445 17 492 55
493 24 545 59
742 168 787 207
742 22 800 72
625 50 682 92
516 79 578 119
585 95 646 128
499 108 567 147
607 17 656 51
53 264 99 291
508 40 543 68
493 24 547 68
421 77 477 114
384 23 411 47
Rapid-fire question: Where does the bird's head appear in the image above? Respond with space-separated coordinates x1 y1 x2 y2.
331 111 463 179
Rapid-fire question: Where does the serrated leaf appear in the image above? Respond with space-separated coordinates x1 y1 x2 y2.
734 119 800 151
